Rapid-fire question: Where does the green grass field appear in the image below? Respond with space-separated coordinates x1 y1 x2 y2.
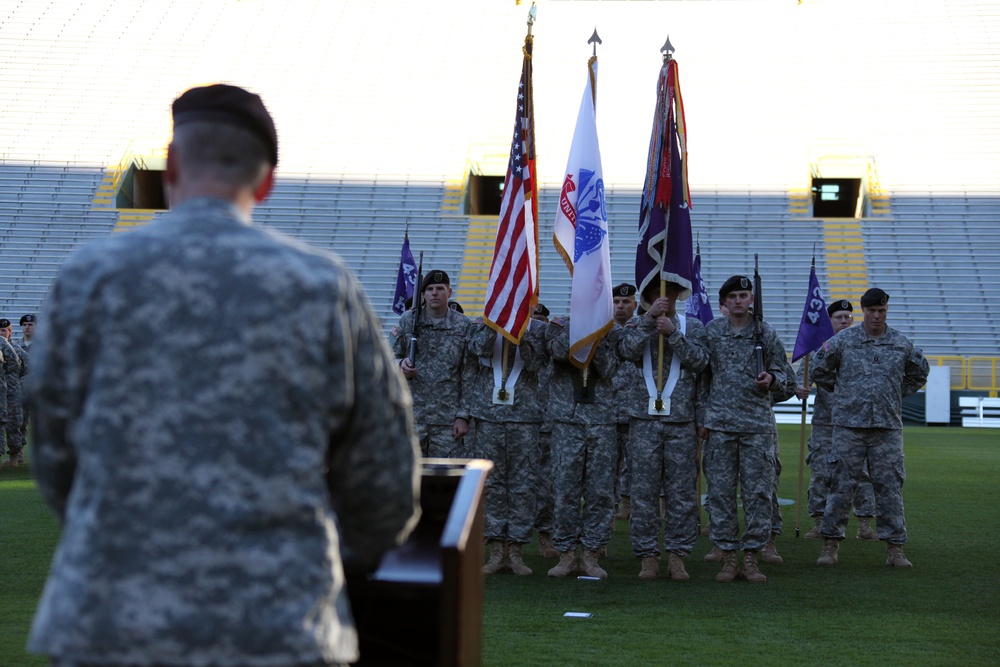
3 426 999 666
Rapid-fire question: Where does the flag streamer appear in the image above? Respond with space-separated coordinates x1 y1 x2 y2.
792 263 836 362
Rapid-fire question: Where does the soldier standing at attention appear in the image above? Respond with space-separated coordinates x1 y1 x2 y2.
618 279 709 581
25 84 420 667
813 288 929 568
611 283 639 522
797 299 878 541
390 270 472 458
544 315 620 579
0 320 22 467
16 314 35 450
698 276 795 584
530 303 560 559
467 317 549 575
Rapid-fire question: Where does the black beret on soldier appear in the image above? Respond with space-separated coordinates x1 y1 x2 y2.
719 275 752 300
422 269 450 289
19 314 36 325
613 283 637 298
827 299 854 317
172 84 279 166
534 303 550 318
0 319 9 328
860 288 889 308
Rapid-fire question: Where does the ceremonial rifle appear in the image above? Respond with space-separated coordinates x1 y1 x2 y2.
753 253 765 377
407 251 424 366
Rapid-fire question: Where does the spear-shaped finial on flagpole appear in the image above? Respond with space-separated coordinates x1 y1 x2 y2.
661 35 675 62
527 2 537 35
589 28 602 57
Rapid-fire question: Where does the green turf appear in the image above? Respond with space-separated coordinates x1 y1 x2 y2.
2 426 998 666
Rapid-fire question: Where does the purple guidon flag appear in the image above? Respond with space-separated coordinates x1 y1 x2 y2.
684 249 713 325
391 232 417 315
636 55 693 301
792 264 836 362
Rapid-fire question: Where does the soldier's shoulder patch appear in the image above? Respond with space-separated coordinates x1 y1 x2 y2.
390 325 400 338
472 316 484 324
821 340 833 352
625 319 639 328
550 317 566 328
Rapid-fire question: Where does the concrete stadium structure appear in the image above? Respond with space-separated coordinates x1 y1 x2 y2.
1 0 998 391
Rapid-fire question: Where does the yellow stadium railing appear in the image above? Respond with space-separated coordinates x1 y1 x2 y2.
967 357 1000 398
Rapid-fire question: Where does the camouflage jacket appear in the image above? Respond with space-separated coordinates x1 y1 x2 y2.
797 350 832 426
700 317 795 433
812 324 929 430
466 318 549 423
26 197 420 666
544 316 620 425
617 314 710 424
389 306 471 425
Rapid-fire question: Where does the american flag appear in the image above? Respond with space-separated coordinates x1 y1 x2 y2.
483 34 539 345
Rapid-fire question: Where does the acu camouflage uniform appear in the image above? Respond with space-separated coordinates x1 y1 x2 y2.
0 336 22 458
27 197 421 667
700 318 795 552
466 319 548 544
798 351 875 518
813 325 929 544
533 359 555 535
390 306 471 457
618 313 709 559
545 316 620 553
611 350 639 506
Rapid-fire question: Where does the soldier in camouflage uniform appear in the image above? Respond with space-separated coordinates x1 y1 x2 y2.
0 323 22 467
26 84 420 667
796 299 877 541
618 280 709 581
0 318 28 468
813 288 929 568
544 316 620 579
699 276 795 583
390 270 471 458
16 313 36 450
467 317 549 575
530 303 559 558
611 283 639 522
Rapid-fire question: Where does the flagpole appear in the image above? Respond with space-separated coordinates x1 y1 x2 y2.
654 38 673 411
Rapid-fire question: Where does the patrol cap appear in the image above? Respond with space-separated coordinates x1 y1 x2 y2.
860 288 889 308
613 283 637 298
827 299 853 317
534 303 550 318
719 275 752 300
19 314 36 325
172 84 278 166
422 269 450 289
0 319 9 328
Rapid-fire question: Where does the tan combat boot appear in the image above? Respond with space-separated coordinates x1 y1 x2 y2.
638 556 659 580
715 551 739 583
482 540 507 574
886 543 913 568
856 516 878 541
742 551 767 583
761 533 783 564
579 550 608 579
614 496 631 520
804 515 823 540
507 542 533 576
704 545 725 563
816 539 839 566
537 532 559 558
12 451 24 466
547 550 578 578
666 552 690 581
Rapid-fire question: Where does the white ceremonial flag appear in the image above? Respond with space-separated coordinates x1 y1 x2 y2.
553 57 613 368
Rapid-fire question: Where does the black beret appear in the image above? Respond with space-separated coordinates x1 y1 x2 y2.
0 319 9 328
613 283 637 298
448 300 464 314
172 84 278 166
19 314 36 325
422 269 450 288
534 303 550 317
860 288 889 308
719 275 752 300
827 299 853 316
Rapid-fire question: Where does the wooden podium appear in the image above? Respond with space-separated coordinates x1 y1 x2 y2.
348 458 492 667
